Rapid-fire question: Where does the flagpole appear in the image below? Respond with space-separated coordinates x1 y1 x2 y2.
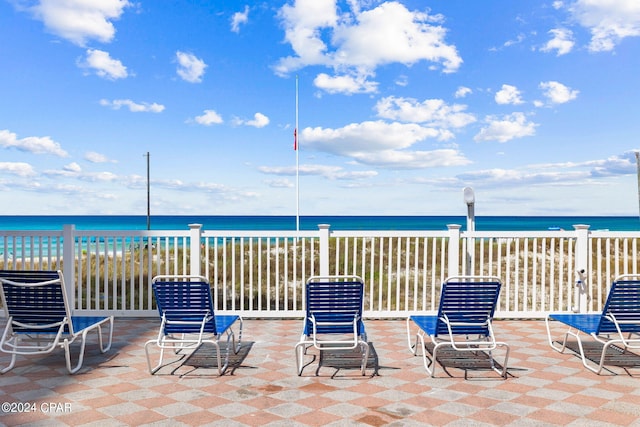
295 75 299 235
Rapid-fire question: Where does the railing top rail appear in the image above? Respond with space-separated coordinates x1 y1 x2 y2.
72 230 190 237
588 230 640 237
0 230 63 236
462 230 578 238
330 230 450 238
202 230 318 238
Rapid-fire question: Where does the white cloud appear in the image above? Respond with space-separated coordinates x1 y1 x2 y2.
541 28 575 55
194 110 223 126
314 73 378 94
490 33 526 51
503 33 526 48
0 162 36 177
22 0 130 46
449 152 638 189
263 178 294 188
301 120 470 168
394 75 409 87
454 86 472 98
80 49 128 80
245 112 270 128
347 148 470 169
569 0 640 52
539 81 579 104
63 162 82 173
375 96 476 129
80 171 118 182
176 51 207 83
44 165 118 182
495 84 524 105
234 113 270 128
276 1 461 93
99 99 164 112
231 5 249 33
259 164 378 180
304 121 440 153
474 112 537 143
85 152 115 163
43 162 82 178
332 2 461 71
0 129 68 157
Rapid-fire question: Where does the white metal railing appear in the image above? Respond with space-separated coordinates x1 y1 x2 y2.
1 223 640 319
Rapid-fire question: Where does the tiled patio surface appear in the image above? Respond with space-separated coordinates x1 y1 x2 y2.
1 318 640 426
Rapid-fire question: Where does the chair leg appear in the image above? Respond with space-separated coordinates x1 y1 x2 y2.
360 341 370 376
0 324 18 374
97 317 114 353
295 341 306 376
234 319 243 354
406 318 419 354
0 351 18 374
62 318 114 375
489 342 510 378
415 334 436 377
145 339 166 374
64 334 88 375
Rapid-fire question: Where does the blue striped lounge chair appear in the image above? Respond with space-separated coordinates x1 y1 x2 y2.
144 275 243 375
0 270 114 374
295 275 370 376
546 274 640 374
406 276 510 378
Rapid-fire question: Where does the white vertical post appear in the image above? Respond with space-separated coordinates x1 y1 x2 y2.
573 224 590 313
63 224 76 310
189 224 203 278
318 224 330 276
463 187 476 275
447 224 462 278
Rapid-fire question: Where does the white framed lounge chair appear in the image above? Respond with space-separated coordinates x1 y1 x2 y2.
406 276 510 378
0 270 114 374
546 274 640 374
295 275 370 376
144 275 243 375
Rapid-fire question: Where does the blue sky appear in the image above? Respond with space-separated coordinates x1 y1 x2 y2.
1 0 640 217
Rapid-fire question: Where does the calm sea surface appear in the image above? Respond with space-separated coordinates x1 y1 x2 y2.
0 215 639 231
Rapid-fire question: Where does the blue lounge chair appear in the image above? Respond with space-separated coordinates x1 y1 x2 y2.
0 270 114 374
144 275 242 375
295 275 370 376
406 276 509 378
546 274 640 374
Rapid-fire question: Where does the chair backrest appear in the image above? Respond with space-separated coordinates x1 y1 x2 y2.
598 275 640 334
305 276 364 335
435 276 502 337
0 270 73 334
152 276 217 334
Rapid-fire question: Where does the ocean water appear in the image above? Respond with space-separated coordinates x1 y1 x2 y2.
0 215 639 231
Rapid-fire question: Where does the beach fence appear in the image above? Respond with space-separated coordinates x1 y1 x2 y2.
1 223 640 319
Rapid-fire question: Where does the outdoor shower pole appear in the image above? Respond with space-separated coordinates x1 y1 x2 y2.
463 187 475 275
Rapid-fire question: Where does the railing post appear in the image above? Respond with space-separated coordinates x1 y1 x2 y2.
573 224 590 313
318 224 330 276
447 224 462 278
189 224 203 277
62 224 76 310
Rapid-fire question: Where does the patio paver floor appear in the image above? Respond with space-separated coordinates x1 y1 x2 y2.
1 318 640 426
